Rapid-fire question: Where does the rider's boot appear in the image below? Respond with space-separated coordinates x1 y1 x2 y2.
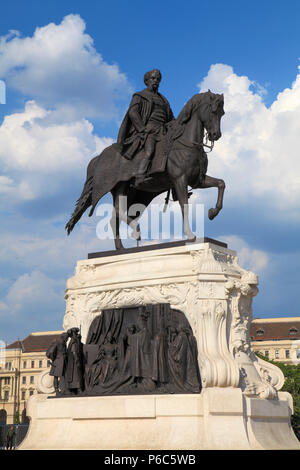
134 157 151 187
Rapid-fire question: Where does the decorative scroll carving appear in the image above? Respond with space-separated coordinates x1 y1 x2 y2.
226 273 284 399
195 299 240 388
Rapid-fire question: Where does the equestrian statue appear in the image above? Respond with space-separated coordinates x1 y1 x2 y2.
65 69 225 250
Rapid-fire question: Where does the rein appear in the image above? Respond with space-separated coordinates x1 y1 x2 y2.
177 133 214 152
176 100 216 153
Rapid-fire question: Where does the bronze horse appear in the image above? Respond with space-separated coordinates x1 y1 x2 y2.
66 91 225 250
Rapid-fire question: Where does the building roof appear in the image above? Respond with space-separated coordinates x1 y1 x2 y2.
250 318 300 341
6 331 64 353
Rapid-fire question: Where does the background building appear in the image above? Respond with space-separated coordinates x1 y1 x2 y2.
0 330 63 425
250 317 300 364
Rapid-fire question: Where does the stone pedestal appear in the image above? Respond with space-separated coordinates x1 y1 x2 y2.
19 241 300 450
19 388 299 450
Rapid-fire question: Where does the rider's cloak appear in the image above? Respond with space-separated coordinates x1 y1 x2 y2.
117 88 174 160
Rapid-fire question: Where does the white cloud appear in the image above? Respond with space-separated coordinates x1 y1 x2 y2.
198 63 300 218
0 100 112 173
0 175 14 194
221 235 269 273
0 221 114 275
0 15 130 206
0 100 114 202
0 223 115 321
0 14 132 120
0 270 62 316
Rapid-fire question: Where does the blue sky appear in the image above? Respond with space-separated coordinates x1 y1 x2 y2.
0 0 300 343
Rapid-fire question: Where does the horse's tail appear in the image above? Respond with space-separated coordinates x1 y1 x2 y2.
65 174 93 235
65 154 101 235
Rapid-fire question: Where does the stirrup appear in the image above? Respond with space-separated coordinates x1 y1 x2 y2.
133 175 152 188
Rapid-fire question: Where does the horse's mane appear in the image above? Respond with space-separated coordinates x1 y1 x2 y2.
162 92 211 145
176 92 210 125
163 91 223 148
176 90 223 126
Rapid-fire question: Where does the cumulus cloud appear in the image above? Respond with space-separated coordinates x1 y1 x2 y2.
221 235 269 273
0 269 63 317
0 175 14 194
0 222 114 276
198 63 300 218
0 100 114 203
0 14 132 120
0 15 132 208
0 101 89 172
0 223 115 328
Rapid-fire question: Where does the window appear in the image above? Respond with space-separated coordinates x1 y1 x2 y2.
285 350 290 359
47 360 51 367
289 327 298 336
23 361 27 369
5 362 12 371
275 350 279 359
21 391 26 400
4 377 10 385
22 376 26 385
4 390 9 401
31 361 34 368
39 360 43 368
256 329 264 337
264 350 269 359
30 376 34 384
29 391 34 396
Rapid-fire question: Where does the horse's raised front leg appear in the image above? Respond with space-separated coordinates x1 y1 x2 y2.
200 175 225 220
172 176 196 242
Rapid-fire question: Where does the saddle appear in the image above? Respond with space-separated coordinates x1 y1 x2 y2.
146 140 169 176
145 121 185 177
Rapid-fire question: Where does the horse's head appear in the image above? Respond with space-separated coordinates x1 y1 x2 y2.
201 90 224 142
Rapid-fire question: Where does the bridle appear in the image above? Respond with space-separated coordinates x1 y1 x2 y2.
176 94 219 153
176 134 214 152
203 130 215 152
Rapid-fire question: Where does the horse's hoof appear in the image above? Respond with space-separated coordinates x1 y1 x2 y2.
186 234 196 243
208 208 219 220
115 241 124 250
